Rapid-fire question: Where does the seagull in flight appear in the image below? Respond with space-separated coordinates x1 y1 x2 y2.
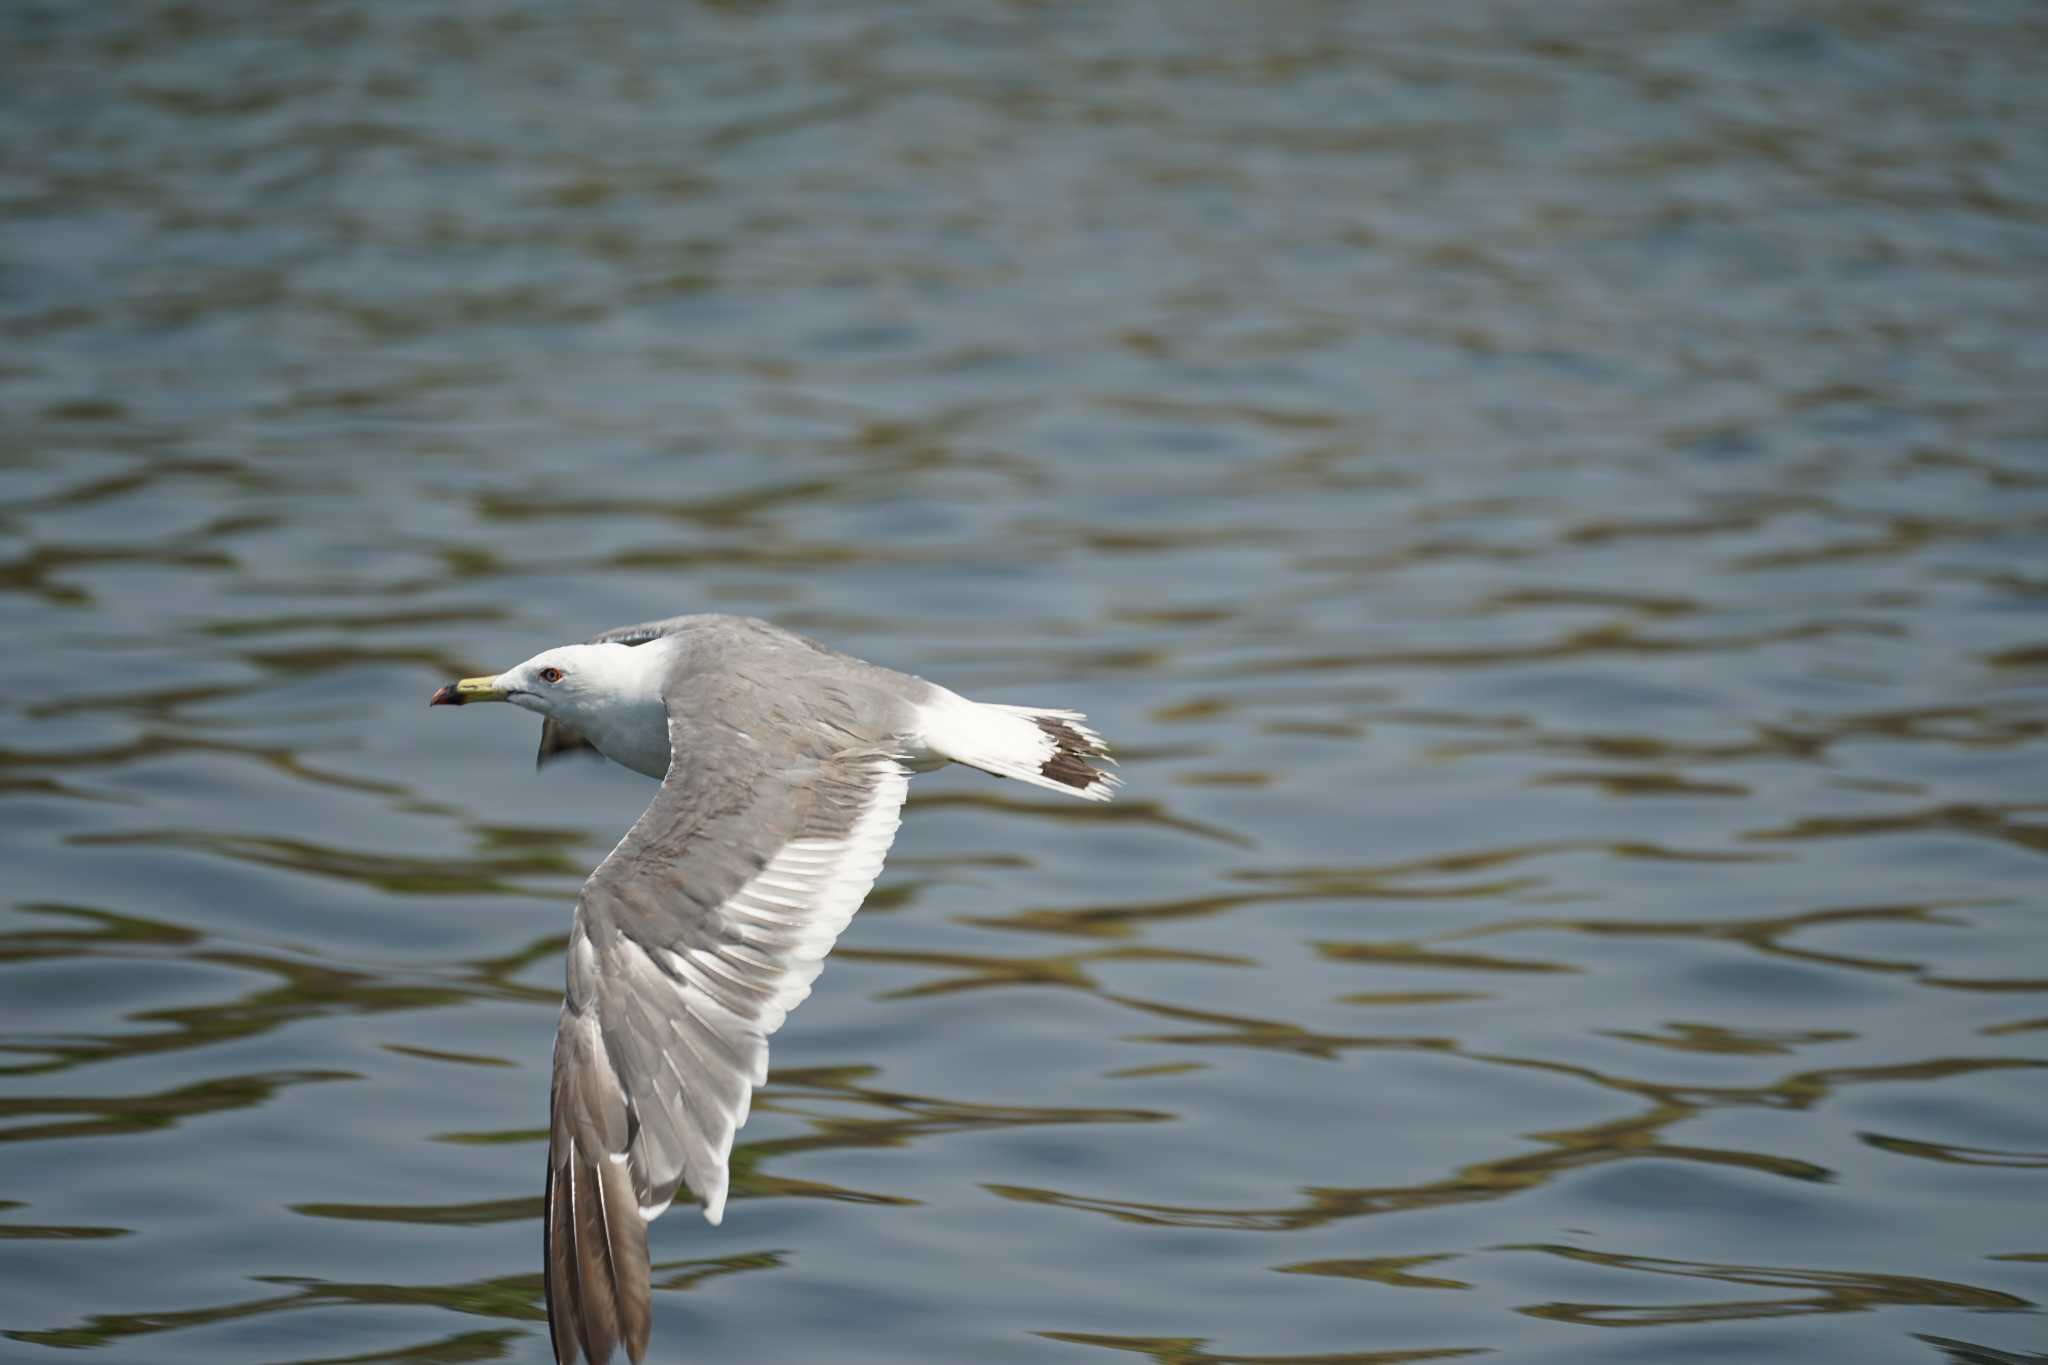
429 614 1116 1364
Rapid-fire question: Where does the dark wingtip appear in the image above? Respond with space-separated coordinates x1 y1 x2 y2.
429 683 463 707
1034 715 1111 792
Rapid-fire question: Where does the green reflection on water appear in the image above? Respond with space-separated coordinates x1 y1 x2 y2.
1506 1244 2032 1326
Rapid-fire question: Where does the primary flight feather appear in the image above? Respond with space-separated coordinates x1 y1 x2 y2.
428 614 1116 1364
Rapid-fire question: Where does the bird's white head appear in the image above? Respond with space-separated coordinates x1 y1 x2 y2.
429 641 669 728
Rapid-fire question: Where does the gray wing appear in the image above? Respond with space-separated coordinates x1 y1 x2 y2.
584 615 702 648
544 710 910 1364
535 717 602 769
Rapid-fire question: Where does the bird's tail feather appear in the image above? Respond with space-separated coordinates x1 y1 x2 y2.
925 699 1119 801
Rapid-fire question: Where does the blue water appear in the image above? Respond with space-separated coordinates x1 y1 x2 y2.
4 3 2047 1362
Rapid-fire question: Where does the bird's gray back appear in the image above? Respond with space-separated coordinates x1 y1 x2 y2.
638 615 934 759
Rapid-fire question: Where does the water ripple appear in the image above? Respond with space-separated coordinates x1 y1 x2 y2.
3 1 2045 1360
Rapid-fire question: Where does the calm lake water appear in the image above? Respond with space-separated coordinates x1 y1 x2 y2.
4 3 2047 1363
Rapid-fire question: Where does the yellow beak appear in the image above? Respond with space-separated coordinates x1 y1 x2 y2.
429 675 508 706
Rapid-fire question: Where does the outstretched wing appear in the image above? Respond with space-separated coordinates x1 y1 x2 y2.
584 616 698 649
544 716 909 1365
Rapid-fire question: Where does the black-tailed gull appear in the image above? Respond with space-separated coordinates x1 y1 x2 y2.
429 614 1116 1364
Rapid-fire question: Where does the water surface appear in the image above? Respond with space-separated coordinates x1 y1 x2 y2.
4 3 2047 1363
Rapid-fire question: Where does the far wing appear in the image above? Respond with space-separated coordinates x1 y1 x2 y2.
584 616 699 649
544 729 908 1365
535 717 601 769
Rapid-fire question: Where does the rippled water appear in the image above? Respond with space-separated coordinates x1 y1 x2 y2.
5 3 2048 1362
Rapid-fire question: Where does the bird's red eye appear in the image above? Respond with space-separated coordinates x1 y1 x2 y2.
540 667 564 684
